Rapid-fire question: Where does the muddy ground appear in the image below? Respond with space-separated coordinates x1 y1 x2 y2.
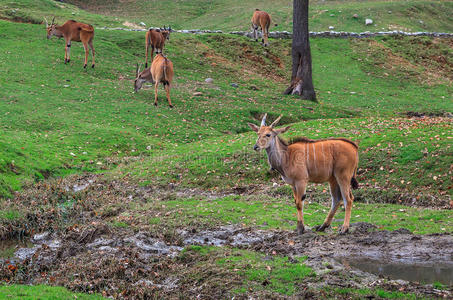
0 175 452 299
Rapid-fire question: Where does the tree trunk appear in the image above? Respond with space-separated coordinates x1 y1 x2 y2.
284 0 317 101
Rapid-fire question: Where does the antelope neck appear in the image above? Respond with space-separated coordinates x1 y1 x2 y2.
265 136 288 176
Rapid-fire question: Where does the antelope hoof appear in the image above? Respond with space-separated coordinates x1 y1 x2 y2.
315 224 329 232
145 63 148 68
339 226 350 235
91 64 95 69
297 222 305 235
83 64 87 69
255 39 258 42
169 105 174 108
154 103 158 107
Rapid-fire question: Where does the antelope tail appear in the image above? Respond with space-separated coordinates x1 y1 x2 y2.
80 24 94 32
351 168 359 190
163 58 168 84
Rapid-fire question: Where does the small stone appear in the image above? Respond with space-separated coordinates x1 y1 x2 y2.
230 83 239 88
353 14 359 19
330 14 335 17
193 92 203 96
273 182 278 187
139 22 146 26
365 19 373 25
63 84 69 88
329 26 334 30
205 78 214 83
249 85 259 91
33 232 50 242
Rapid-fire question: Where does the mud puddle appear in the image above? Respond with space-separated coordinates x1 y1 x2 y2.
336 256 453 285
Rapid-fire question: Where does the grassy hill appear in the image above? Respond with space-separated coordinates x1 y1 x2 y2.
66 0 453 32
0 17 451 200
1 0 453 32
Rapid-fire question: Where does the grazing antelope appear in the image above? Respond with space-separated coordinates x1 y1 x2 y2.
134 54 174 108
251 9 274 47
248 114 359 235
145 26 172 68
45 17 95 68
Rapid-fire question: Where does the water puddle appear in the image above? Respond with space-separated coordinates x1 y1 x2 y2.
336 256 453 285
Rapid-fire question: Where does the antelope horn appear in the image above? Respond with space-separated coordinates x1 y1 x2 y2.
270 115 282 128
136 63 139 77
260 113 267 127
44 17 48 27
51 16 55 25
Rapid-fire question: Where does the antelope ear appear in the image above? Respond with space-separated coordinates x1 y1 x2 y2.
274 126 291 135
248 123 260 132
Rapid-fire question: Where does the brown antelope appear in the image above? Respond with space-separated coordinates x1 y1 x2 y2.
45 17 95 68
251 9 274 47
134 54 174 108
145 26 172 68
248 114 359 235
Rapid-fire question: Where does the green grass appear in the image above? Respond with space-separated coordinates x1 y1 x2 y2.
63 0 453 33
2 19 450 199
0 284 104 300
323 287 419 299
136 194 452 234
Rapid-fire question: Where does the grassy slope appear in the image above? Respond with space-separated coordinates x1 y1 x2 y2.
0 19 451 199
0 284 104 299
64 0 453 32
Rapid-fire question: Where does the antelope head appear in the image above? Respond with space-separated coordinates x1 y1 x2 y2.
161 25 171 40
45 17 59 39
134 64 146 93
248 114 290 151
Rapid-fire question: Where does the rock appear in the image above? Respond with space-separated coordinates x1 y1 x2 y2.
139 22 146 26
193 92 203 96
33 232 50 242
329 26 335 30
353 14 359 19
230 83 239 88
330 14 335 17
205 78 214 83
365 19 373 25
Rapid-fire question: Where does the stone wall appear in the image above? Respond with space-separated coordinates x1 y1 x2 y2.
97 27 453 38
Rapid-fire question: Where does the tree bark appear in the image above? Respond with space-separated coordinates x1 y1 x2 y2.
284 0 317 101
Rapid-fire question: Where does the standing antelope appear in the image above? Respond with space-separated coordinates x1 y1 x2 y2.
248 114 359 235
45 18 95 68
251 9 274 47
145 26 172 68
134 54 174 108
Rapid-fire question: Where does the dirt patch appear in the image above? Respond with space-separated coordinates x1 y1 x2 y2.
122 21 144 29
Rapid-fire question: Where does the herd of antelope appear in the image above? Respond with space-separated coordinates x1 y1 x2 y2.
43 9 360 235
